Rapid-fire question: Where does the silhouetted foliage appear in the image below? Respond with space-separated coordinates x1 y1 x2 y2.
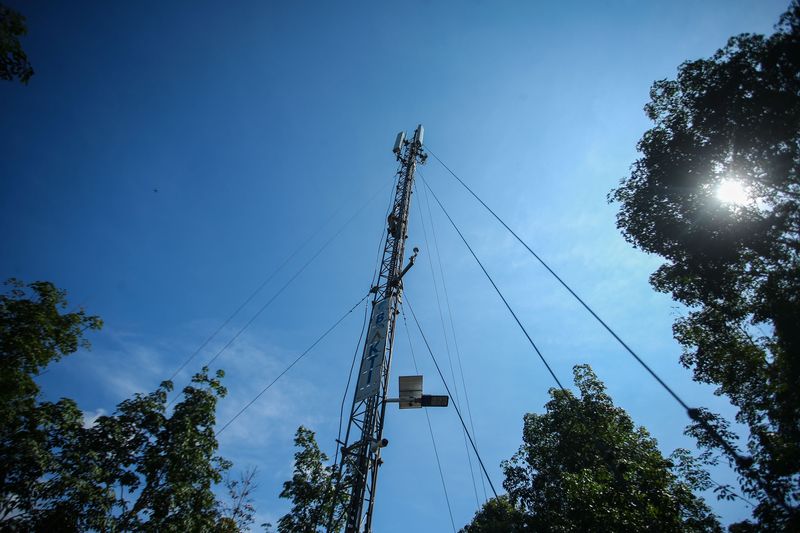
0 279 251 531
276 426 347 533
461 366 721 532
0 4 33 83
610 2 800 528
459 495 526 533
0 279 102 524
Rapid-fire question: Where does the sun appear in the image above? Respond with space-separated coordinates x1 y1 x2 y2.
716 178 750 206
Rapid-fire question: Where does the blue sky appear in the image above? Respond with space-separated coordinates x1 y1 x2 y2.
1 0 790 529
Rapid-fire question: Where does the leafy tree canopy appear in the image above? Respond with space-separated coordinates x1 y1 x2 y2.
461 365 721 532
460 495 527 533
1 279 102 525
0 4 34 83
275 426 347 533
0 279 251 531
610 2 799 527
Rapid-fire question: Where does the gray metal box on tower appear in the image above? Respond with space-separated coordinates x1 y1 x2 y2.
398 375 423 409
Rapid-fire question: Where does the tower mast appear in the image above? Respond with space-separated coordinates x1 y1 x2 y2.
335 125 426 532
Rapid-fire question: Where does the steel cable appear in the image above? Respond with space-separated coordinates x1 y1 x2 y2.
217 291 371 436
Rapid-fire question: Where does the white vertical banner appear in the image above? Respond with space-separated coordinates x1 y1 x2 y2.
354 298 391 402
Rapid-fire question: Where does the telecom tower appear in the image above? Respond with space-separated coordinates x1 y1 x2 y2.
333 125 441 532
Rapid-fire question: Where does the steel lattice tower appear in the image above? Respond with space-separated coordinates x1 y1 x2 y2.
333 125 426 532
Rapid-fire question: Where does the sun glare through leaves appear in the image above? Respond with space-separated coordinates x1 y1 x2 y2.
716 178 750 206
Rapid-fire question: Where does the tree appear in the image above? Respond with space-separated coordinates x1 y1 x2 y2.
461 365 721 532
276 426 346 533
460 496 526 533
0 279 250 531
0 4 34 83
0 279 102 524
610 2 799 527
30 368 233 532
219 467 260 532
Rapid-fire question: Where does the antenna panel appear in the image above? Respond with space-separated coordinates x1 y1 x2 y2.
393 131 405 154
